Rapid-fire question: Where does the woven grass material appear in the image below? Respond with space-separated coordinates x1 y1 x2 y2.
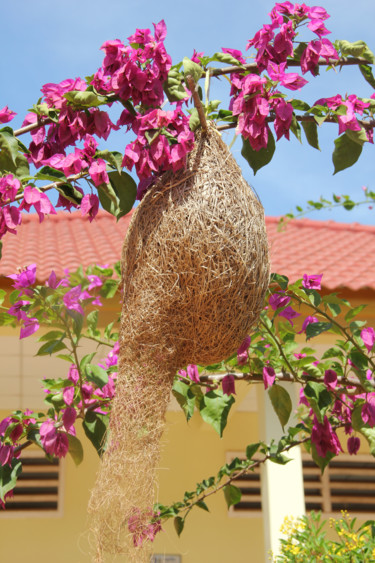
88 124 270 561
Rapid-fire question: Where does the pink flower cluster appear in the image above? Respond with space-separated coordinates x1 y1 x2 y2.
122 106 194 191
315 94 372 141
92 20 171 108
229 2 339 150
24 79 115 169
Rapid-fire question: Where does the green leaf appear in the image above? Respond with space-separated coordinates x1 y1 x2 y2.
302 120 320 150
270 273 289 290
268 385 292 429
289 114 302 143
0 147 29 178
182 57 203 84
67 434 84 466
0 458 22 502
351 404 365 432
36 340 66 356
82 411 109 456
305 322 332 340
36 165 67 181
96 150 123 174
55 183 83 205
172 380 196 421
345 128 369 146
163 69 187 102
360 428 375 457
212 52 243 66
38 330 65 342
290 99 311 111
332 134 363 174
359 64 375 89
85 364 109 389
223 484 242 508
0 128 19 165
100 279 119 299
174 516 185 536
64 90 107 108
199 390 235 437
336 39 375 63
246 442 260 460
304 382 332 423
345 305 366 322
196 499 209 512
241 130 276 175
97 181 119 217
188 108 200 132
0 288 5 306
108 170 137 219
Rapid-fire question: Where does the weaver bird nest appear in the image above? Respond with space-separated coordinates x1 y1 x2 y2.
89 124 270 561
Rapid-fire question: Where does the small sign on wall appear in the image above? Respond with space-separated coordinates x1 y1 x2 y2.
152 555 181 563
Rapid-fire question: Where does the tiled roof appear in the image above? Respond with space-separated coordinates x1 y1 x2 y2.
0 211 374 291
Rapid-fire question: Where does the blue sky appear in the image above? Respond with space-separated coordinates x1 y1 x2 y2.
1 0 375 223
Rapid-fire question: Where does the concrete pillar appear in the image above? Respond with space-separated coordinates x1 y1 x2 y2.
256 384 305 561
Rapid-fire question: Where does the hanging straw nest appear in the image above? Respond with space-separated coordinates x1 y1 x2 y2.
89 124 270 561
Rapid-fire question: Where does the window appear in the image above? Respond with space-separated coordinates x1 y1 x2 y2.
303 453 375 516
0 448 63 517
226 451 375 518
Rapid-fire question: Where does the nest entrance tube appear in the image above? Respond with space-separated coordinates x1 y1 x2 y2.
88 124 270 561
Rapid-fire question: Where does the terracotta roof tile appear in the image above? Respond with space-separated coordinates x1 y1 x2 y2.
0 211 374 291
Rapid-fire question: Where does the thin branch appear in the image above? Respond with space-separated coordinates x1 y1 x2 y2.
217 114 375 132
199 370 375 391
207 56 374 78
186 75 208 133
14 118 52 137
259 317 299 380
1 171 89 208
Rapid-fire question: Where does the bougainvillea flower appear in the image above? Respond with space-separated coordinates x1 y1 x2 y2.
8 264 37 293
63 285 85 315
263 365 276 389
324 369 338 391
81 193 99 222
21 186 56 222
39 420 69 458
0 106 16 123
0 444 14 467
269 292 291 311
361 327 375 353
279 306 300 325
222 375 236 396
362 394 375 426
20 316 40 339
311 415 342 458
187 364 200 383
237 335 251 365
63 386 75 406
302 273 323 290
347 435 360 455
89 159 109 187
